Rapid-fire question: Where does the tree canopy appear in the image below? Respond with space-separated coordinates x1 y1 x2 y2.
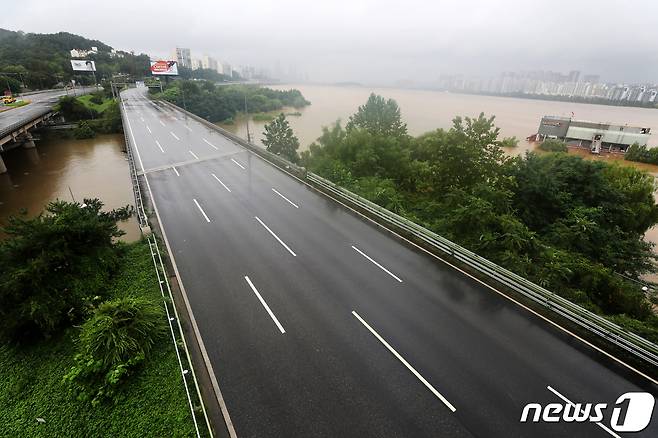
0 199 132 341
157 80 309 123
302 93 658 341
346 93 408 138
0 28 151 89
262 113 301 163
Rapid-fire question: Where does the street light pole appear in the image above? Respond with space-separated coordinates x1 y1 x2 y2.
244 94 251 143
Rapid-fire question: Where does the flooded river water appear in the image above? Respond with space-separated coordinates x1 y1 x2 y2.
2 85 658 250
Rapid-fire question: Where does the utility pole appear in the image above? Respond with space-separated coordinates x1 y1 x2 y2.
244 94 251 143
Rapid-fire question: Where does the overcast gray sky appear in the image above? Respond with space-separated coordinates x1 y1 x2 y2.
2 0 656 84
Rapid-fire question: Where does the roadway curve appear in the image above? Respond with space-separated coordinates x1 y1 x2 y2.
120 88 657 438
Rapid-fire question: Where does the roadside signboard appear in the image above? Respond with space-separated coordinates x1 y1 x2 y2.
70 60 96 71
150 60 178 76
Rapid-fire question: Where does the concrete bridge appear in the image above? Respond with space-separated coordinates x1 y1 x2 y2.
0 87 94 173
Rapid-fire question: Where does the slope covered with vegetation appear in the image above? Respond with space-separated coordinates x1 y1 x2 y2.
154 79 309 123
0 28 151 90
0 200 196 436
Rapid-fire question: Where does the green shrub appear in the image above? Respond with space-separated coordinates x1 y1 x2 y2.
59 95 98 120
0 199 132 341
90 92 104 105
64 297 166 405
74 120 96 139
539 138 568 152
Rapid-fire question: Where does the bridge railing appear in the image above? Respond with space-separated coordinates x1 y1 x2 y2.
0 107 53 139
156 97 658 369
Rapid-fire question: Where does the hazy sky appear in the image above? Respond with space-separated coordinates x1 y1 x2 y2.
2 0 657 84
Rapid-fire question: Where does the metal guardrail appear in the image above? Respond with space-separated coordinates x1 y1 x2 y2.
119 94 213 437
155 96 658 368
305 172 658 368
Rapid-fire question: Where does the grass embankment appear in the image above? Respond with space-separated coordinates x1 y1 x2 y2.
0 241 196 437
77 94 114 114
0 100 30 112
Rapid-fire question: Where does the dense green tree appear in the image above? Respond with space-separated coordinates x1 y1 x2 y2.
302 93 658 341
157 80 309 123
0 199 132 341
262 113 300 163
346 93 408 137
0 28 150 89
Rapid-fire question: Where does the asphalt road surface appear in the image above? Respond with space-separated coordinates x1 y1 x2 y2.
121 88 658 438
0 87 94 134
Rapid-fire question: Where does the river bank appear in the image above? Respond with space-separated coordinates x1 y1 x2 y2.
0 132 139 241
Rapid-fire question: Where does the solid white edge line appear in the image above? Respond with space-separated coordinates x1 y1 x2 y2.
172 166 180 177
352 310 456 412
244 276 286 334
272 188 299 208
352 245 403 283
123 93 237 438
547 386 620 438
231 158 245 169
254 216 296 257
211 173 232 192
203 138 219 150
193 198 211 222
189 150 199 160
155 140 165 153
171 131 180 140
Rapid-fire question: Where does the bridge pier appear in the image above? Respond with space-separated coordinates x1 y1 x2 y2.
0 154 6 174
22 133 36 149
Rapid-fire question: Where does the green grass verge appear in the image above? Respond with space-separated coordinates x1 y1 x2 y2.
0 240 197 437
77 94 113 114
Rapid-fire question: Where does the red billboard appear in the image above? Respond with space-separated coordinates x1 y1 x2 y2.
150 60 178 76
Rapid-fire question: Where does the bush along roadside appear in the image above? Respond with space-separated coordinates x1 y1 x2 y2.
58 88 123 137
0 200 198 437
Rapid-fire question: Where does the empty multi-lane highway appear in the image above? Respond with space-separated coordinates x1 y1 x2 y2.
120 88 657 437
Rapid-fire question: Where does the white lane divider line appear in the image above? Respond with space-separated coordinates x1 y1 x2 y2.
351 245 403 283
547 386 620 438
211 173 231 192
254 216 296 257
159 120 166 126
189 150 199 160
184 125 193 132
272 188 299 208
146 125 152 134
231 158 245 170
193 198 211 223
352 310 456 413
170 131 180 140
244 276 286 334
203 138 219 150
172 166 180 176
155 140 165 153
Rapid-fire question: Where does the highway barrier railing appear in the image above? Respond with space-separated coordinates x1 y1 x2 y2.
120 95 213 438
305 172 658 368
154 97 658 370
